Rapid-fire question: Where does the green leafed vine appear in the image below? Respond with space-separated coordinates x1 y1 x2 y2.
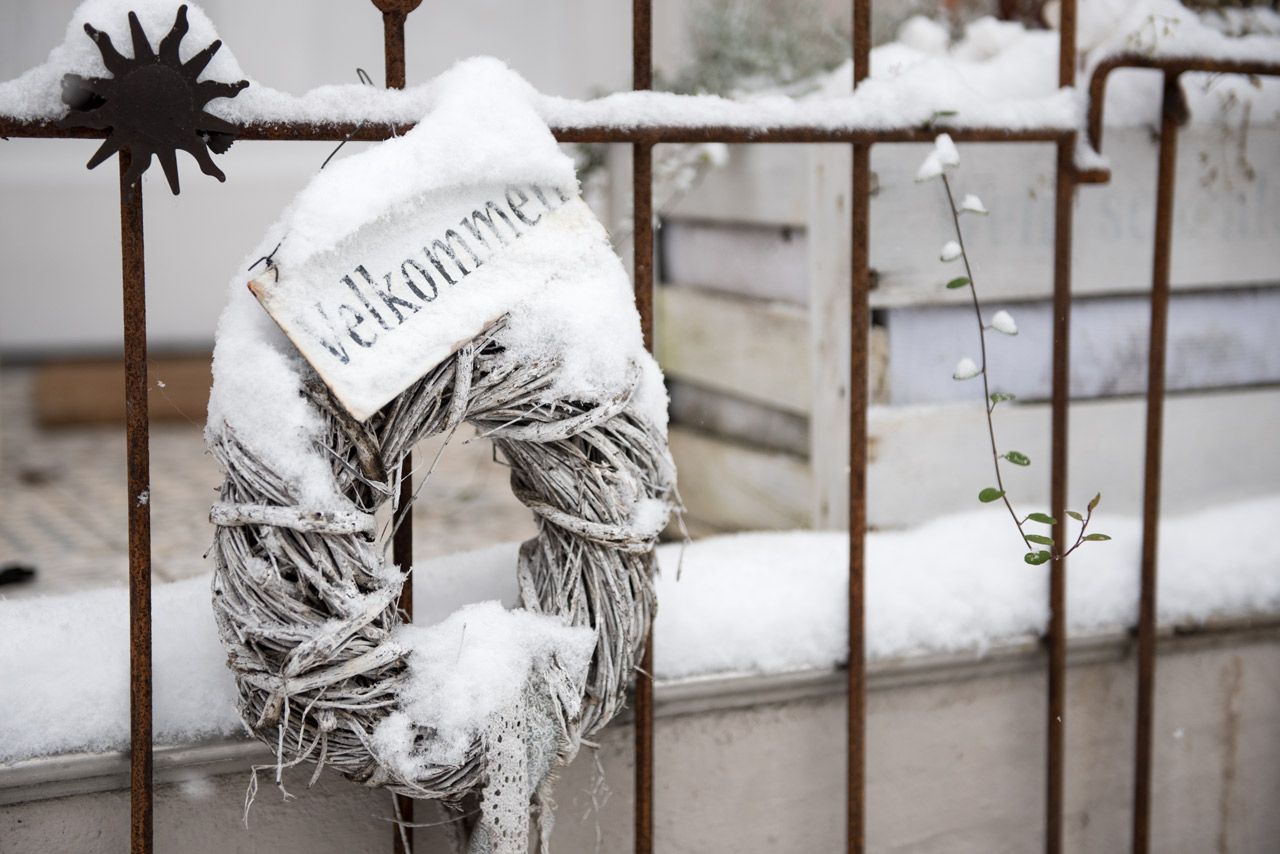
917 134 1108 566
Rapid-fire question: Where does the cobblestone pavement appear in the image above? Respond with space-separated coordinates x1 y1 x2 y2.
0 366 537 601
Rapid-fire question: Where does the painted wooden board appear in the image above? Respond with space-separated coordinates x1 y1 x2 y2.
864 387 1280 528
668 388 1280 532
873 126 1280 303
808 144 855 531
661 219 809 305
886 286 1280 405
665 144 810 226
668 381 809 457
654 126 1280 307
668 426 811 534
656 281 888 421
249 183 588 421
656 284 811 414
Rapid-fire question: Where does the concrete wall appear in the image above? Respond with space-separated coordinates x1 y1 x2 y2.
4 624 1277 853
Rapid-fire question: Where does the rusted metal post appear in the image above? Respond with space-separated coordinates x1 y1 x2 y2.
373 0 422 90
1046 2 1076 852
1046 138 1073 854
1133 69 1181 854
632 1 655 851
633 136 656 348
847 2 870 853
374 4 419 851
392 464 414 854
847 143 869 854
120 150 153 854
384 13 407 89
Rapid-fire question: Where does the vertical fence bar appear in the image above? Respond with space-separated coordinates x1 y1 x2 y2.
847 143 869 854
392 459 414 854
1046 2 1077 852
382 10 408 91
1046 137 1073 854
382 7 414 852
631 0 654 347
847 2 870 853
1133 69 1181 854
121 150 154 854
632 3 655 854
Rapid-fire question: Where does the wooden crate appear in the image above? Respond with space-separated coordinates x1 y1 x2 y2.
655 127 1280 534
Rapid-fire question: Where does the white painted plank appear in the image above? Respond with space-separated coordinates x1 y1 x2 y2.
668 382 809 457
655 285 810 414
867 388 1280 529
870 126 1280 303
668 388 1280 532
887 288 1280 405
669 427 811 533
808 145 854 531
664 144 810 226
651 128 1280 308
661 220 808 305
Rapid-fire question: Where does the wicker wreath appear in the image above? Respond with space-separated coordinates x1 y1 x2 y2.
207 315 675 847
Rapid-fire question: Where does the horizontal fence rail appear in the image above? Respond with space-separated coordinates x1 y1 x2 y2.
2 116 1087 144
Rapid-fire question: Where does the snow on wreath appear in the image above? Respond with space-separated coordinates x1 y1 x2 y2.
205 57 676 854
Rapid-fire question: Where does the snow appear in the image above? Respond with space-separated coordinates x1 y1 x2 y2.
5 495 1278 763
196 55 669 777
0 0 247 122
1084 0 1280 65
373 603 595 772
990 310 1019 336
241 61 651 421
539 82 1078 133
2 0 1275 142
952 357 981 380
960 194 988 215
0 575 243 762
261 61 563 270
940 240 963 262
915 133 961 182
206 55 664 507
1079 1 1280 140
1 0 1278 769
897 16 951 57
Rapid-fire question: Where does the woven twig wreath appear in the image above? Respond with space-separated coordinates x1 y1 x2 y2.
208 315 675 833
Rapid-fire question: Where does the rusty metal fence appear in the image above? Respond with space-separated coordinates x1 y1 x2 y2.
1 1 1277 853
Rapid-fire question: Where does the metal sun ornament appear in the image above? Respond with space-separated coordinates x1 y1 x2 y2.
57 5 248 197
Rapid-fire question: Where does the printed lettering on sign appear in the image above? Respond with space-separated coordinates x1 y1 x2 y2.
250 182 599 421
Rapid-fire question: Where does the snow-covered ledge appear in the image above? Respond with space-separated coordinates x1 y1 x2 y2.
0 634 1065 807
4 615 1278 852
4 507 1280 848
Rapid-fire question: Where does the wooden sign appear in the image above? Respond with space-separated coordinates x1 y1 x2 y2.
250 182 602 421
